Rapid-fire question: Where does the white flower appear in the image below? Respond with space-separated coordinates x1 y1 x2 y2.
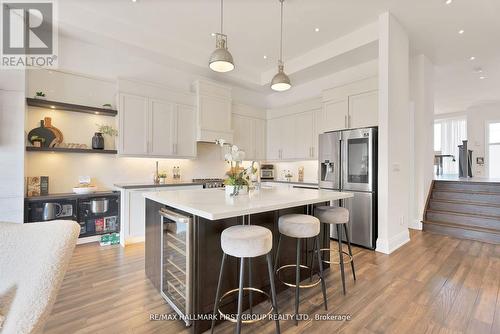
224 153 233 161
231 145 239 153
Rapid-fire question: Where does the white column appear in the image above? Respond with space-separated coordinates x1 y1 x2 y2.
409 55 435 230
0 70 26 223
376 12 411 254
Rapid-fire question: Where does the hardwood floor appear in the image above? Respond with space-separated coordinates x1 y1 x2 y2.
43 230 500 334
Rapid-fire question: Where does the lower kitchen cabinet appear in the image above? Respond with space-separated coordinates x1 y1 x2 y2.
119 185 203 245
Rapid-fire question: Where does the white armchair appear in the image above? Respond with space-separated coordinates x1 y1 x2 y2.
0 221 79 334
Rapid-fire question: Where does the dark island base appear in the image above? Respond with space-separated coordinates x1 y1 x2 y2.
145 199 330 334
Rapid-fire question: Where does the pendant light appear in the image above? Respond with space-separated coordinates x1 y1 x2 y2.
271 0 291 91
209 0 234 72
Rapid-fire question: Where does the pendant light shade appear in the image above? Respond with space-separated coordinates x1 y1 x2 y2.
271 0 291 91
209 0 234 72
209 33 234 72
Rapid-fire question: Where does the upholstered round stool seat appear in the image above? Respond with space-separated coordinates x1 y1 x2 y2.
221 225 272 258
315 206 349 224
278 214 320 238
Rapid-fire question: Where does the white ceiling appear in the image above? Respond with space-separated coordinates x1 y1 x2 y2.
57 0 500 113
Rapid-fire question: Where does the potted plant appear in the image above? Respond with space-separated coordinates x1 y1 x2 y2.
158 172 167 184
34 91 46 100
96 124 118 149
218 143 257 196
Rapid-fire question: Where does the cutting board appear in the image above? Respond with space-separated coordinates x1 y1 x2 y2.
27 120 56 148
44 117 63 144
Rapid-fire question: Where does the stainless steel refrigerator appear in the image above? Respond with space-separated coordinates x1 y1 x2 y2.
318 127 377 249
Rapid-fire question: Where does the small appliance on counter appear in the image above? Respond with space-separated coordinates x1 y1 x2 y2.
260 164 275 180
25 191 120 239
192 178 225 189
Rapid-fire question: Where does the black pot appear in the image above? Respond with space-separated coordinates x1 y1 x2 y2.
92 132 105 150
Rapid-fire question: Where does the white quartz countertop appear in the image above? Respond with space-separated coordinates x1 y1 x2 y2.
144 187 353 220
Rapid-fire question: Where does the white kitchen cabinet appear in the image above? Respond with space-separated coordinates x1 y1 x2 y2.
176 104 197 157
120 185 203 245
349 90 378 128
119 93 197 158
294 111 315 160
119 93 149 155
323 98 349 132
233 114 267 161
267 118 282 160
194 80 233 143
266 115 296 160
149 99 175 156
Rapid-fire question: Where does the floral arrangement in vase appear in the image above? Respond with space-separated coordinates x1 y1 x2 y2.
96 124 118 149
217 140 257 196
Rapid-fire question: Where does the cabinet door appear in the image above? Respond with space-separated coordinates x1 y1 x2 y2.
254 118 266 161
128 189 149 238
312 108 323 159
281 115 296 160
267 118 282 160
294 111 315 160
119 93 149 155
199 95 232 133
349 90 378 128
233 115 253 159
323 98 348 132
149 99 175 156
176 105 197 157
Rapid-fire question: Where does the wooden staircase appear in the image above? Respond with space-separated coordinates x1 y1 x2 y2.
423 180 500 244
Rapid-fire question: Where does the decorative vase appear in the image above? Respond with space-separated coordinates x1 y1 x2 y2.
225 185 248 196
92 132 105 150
103 134 116 150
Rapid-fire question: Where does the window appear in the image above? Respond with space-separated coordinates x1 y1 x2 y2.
487 122 500 178
434 117 467 175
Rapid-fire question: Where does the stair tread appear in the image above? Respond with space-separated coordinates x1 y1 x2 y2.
423 220 500 235
426 208 500 221
429 198 500 208
432 188 500 196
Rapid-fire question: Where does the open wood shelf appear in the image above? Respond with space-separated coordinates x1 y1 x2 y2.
26 146 117 154
26 98 117 116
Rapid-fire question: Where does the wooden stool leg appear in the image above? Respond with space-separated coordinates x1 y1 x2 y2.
266 253 281 334
211 253 227 334
337 224 346 295
294 238 301 326
316 236 328 310
236 257 245 334
343 224 356 281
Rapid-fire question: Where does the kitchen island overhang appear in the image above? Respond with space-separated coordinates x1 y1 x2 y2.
144 187 353 334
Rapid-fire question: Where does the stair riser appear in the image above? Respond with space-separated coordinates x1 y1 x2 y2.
424 223 500 244
432 191 500 204
429 201 500 217
426 211 500 231
434 181 500 194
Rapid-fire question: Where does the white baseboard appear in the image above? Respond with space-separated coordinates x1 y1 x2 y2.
409 219 423 230
125 236 145 245
376 229 411 254
77 235 101 244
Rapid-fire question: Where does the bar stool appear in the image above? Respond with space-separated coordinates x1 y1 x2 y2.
211 225 280 334
274 214 327 326
315 206 356 295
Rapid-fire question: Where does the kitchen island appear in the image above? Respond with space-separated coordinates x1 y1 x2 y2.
144 187 353 333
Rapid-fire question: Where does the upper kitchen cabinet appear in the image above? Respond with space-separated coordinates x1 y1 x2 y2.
322 76 378 131
119 93 149 155
118 95 197 158
232 103 267 161
194 80 233 143
266 114 296 161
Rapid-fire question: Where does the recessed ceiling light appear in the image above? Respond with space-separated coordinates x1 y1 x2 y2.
263 55 267 59
469 56 476 60
474 67 483 73
314 28 320 32
445 0 453 4
131 0 137 2
211 33 216 37
458 29 465 34
480 76 487 80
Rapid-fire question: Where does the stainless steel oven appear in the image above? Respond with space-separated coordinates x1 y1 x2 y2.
160 208 192 326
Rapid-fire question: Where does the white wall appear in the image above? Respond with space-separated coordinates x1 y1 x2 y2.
409 55 435 230
376 12 410 254
0 70 26 223
436 102 500 177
